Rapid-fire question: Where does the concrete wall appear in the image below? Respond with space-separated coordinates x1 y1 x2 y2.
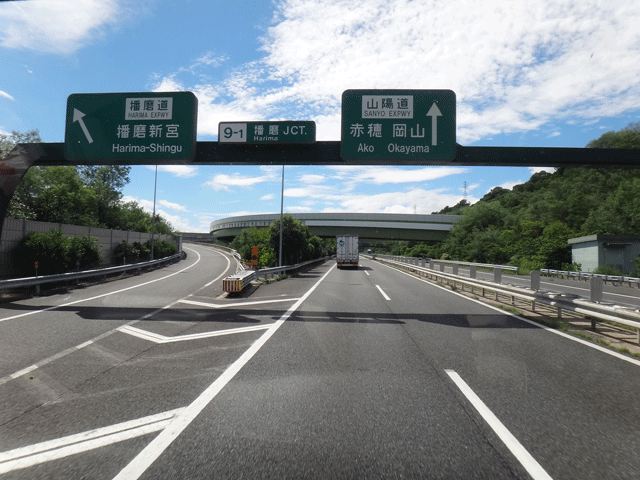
571 240 599 273
570 234 640 275
0 217 178 278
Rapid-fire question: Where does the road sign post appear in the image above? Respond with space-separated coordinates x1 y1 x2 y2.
341 89 456 162
64 92 197 163
218 121 315 143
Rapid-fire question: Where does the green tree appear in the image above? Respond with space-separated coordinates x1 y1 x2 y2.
586 122 640 149
535 221 574 269
269 215 312 265
231 227 276 267
78 165 131 228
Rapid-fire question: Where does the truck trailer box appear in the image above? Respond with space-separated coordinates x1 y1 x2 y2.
336 235 359 269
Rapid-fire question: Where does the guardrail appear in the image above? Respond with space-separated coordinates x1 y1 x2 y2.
376 256 640 344
0 253 183 295
541 269 640 288
374 254 519 273
221 256 330 293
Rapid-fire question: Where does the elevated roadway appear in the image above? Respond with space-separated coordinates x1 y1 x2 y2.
210 212 461 242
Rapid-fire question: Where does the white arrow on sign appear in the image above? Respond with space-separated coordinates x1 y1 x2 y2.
427 102 442 146
73 108 93 144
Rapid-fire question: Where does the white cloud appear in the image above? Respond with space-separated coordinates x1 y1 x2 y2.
0 90 14 101
485 181 523 194
0 0 129 55
298 174 325 184
328 166 468 186
310 188 477 214
145 165 199 178
260 193 275 201
158 200 188 212
150 0 640 144
528 167 555 175
203 172 277 191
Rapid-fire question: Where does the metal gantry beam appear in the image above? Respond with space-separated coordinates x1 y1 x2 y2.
12 141 640 167
1 141 639 240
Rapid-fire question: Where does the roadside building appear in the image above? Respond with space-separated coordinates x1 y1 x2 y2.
568 234 640 275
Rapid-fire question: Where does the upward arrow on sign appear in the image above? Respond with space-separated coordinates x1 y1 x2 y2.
426 103 442 146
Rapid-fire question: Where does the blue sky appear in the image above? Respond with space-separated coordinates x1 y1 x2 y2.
1 0 639 233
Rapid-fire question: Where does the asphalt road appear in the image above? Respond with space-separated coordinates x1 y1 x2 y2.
1 243 640 479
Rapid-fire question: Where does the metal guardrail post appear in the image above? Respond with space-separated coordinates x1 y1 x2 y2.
453 264 459 276
590 276 603 303
439 262 445 272
494 267 502 284
531 271 540 291
469 265 476 279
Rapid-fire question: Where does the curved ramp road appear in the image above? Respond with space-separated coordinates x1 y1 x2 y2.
0 244 639 478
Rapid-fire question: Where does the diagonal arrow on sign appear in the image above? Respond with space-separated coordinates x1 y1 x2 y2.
73 108 93 144
426 102 442 146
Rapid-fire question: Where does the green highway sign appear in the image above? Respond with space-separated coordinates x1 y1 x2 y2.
64 92 197 163
218 121 316 143
341 89 456 162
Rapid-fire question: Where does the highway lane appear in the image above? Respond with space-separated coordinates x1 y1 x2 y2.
2 251 640 478
127 256 640 479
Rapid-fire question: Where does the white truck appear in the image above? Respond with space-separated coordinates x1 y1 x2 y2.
336 235 359 269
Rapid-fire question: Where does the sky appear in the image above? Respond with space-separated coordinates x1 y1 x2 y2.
1 0 639 233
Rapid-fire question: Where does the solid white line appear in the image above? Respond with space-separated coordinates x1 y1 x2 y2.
0 408 184 474
377 261 640 368
112 264 336 480
178 298 300 308
119 324 274 344
445 370 553 480
376 285 391 300
0 247 235 386
0 247 202 324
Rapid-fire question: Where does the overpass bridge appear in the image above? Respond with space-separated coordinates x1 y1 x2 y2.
210 213 461 243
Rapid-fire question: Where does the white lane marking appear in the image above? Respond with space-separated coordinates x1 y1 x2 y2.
378 261 640 368
376 285 391 301
178 298 300 308
119 324 274 343
0 408 184 475
112 264 336 480
446 370 553 480
0 247 233 386
0 247 202 324
9 365 37 380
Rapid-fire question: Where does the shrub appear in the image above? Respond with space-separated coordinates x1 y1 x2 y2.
13 228 102 275
593 265 623 276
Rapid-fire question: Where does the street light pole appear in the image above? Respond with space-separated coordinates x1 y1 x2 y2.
279 165 284 267
151 165 157 260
